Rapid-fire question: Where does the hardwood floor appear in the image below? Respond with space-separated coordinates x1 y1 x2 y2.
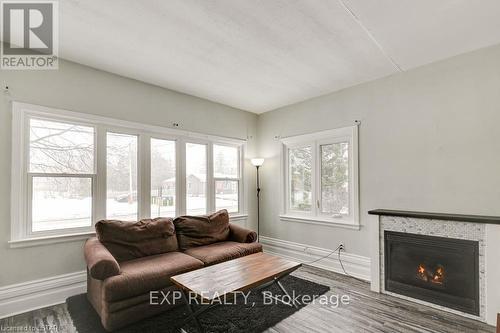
0 265 495 333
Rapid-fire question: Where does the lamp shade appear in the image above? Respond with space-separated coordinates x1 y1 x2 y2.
251 158 265 167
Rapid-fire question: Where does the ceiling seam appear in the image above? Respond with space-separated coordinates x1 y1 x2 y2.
337 0 403 72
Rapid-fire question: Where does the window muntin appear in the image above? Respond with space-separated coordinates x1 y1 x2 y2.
186 143 207 215
151 138 176 218
106 132 138 221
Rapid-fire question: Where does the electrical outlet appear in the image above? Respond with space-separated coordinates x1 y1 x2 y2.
339 243 345 252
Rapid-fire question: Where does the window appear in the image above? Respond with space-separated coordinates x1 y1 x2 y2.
32 177 93 232
11 102 246 245
29 118 95 235
214 144 240 213
320 142 349 216
186 143 207 215
106 132 138 221
281 126 359 226
289 146 312 212
151 138 176 218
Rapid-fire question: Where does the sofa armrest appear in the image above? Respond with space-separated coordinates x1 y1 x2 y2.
228 223 257 243
84 237 120 280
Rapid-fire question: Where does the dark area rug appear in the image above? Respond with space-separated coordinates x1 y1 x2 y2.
67 275 329 333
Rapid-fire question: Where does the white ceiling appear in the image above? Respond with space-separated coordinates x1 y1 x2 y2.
57 0 500 113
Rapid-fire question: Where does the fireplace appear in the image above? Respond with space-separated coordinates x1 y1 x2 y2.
384 231 480 316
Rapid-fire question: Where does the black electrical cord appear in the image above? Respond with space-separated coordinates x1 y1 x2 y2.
338 249 366 283
303 245 341 265
302 245 366 283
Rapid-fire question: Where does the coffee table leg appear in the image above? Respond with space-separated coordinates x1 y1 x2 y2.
181 290 204 333
275 277 299 309
259 276 299 309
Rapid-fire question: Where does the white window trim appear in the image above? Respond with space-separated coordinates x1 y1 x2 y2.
279 126 360 228
10 101 246 246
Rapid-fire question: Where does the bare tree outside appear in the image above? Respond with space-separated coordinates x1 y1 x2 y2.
29 119 242 230
30 119 94 174
29 119 94 231
289 146 312 211
288 142 349 216
321 142 349 215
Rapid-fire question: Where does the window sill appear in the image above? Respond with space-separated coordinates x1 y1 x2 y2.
229 214 248 223
9 231 96 249
280 215 361 230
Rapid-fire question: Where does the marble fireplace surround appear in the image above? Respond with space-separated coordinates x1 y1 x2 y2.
368 209 500 326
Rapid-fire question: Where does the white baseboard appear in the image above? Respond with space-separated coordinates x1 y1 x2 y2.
0 270 87 319
259 236 371 282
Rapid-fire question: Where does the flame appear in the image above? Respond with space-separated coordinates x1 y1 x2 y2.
416 264 445 285
432 266 445 284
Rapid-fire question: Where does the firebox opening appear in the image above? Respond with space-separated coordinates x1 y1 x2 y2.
385 231 479 316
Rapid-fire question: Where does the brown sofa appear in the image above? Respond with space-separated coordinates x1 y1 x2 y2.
84 210 261 331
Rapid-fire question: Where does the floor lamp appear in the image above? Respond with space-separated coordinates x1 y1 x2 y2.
251 158 264 242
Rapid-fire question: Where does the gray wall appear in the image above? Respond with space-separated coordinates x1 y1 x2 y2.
257 44 500 257
0 59 258 287
1 42 499 319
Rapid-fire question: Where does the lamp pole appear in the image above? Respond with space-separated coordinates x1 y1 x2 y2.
251 158 264 242
256 165 260 242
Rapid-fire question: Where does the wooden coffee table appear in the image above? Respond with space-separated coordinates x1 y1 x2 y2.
170 252 302 332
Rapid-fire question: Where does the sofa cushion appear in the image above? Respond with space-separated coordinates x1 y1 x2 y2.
174 210 230 251
103 251 203 302
96 218 178 262
184 241 263 266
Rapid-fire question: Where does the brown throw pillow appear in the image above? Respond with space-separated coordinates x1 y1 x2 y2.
95 217 178 262
174 209 230 251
